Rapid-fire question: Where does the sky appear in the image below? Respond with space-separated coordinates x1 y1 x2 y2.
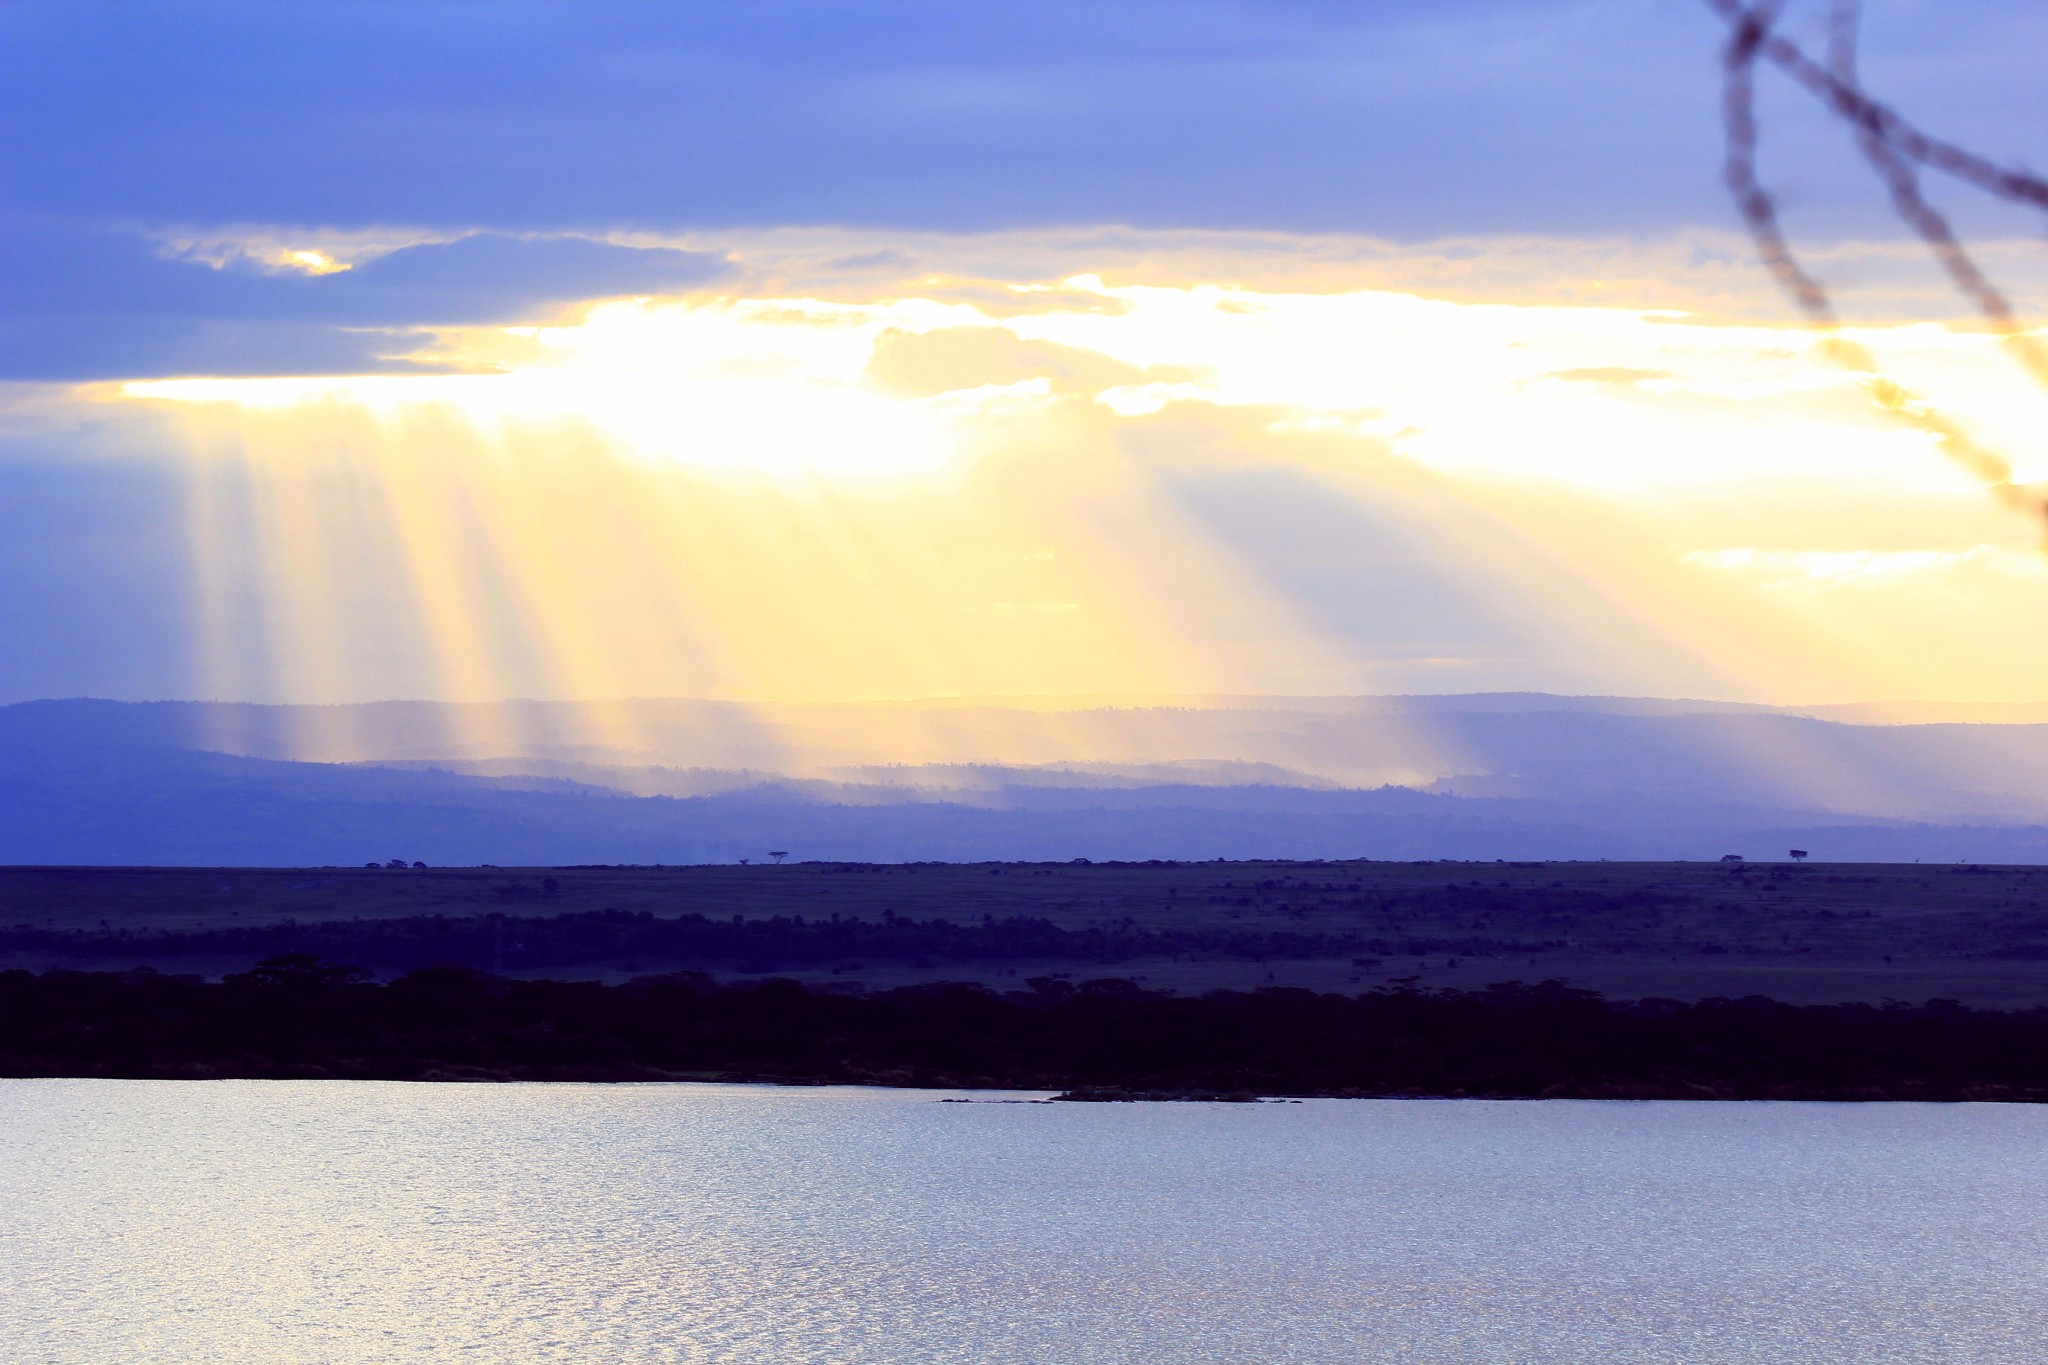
5 0 2048 708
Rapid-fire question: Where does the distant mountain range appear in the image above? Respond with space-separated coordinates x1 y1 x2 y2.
7 694 2048 865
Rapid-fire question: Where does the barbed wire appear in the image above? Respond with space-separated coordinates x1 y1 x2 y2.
1705 0 2048 525
1706 0 2048 214
1718 0 1836 322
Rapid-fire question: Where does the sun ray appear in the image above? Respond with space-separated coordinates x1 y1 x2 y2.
110 266 2048 734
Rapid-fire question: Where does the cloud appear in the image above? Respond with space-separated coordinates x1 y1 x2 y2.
9 251 2048 707
1685 545 2048 590
328 234 732 323
0 220 730 379
1541 366 1671 387
864 325 1153 396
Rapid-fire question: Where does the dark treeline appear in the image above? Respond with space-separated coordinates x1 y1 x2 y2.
5 958 2046 1100
1 910 1561 972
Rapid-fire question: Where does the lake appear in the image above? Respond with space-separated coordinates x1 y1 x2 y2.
4 1082 2045 1362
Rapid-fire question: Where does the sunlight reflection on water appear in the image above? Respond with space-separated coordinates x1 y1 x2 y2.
3 1082 2045 1362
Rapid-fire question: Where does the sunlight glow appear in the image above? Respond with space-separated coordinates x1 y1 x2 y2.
108 262 2048 713
283 249 349 275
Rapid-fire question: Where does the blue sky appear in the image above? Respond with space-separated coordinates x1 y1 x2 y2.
8 1 2035 234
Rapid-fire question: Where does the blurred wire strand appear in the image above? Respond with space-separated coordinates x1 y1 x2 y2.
1706 0 2048 526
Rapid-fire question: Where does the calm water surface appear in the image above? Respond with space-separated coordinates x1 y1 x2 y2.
4 1082 2045 1362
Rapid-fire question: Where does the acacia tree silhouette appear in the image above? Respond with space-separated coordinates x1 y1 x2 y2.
1704 0 2048 527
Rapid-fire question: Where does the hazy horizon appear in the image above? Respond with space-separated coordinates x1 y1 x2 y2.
14 690 2048 866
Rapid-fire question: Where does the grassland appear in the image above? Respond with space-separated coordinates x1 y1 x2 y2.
8 858 2048 1005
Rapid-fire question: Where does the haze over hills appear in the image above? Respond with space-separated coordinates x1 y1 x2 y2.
9 694 2048 866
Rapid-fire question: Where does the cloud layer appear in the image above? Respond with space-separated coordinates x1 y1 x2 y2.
0 265 2026 708
0 222 727 378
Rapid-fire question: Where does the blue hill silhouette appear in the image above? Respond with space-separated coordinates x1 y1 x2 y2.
8 695 2048 865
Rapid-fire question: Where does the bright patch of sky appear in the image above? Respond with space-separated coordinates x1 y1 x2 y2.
4 1 2048 707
